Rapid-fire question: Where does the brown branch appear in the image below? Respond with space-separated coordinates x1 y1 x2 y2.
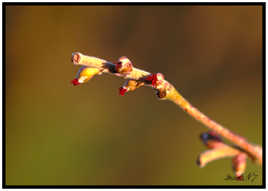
70 52 262 172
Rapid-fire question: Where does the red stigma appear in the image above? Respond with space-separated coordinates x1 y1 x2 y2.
151 74 158 87
145 74 154 82
119 87 127 96
71 78 80 86
145 74 158 87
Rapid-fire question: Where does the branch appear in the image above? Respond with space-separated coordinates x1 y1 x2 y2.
198 131 248 178
70 52 262 177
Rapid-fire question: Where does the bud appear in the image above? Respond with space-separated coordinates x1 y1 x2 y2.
232 153 247 178
118 80 144 96
115 56 133 74
71 66 100 86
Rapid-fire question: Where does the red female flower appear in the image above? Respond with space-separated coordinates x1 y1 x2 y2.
119 87 128 96
145 73 165 88
71 78 80 86
71 67 100 86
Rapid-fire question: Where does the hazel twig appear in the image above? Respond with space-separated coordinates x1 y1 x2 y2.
197 146 239 168
167 89 262 165
70 52 262 176
198 131 249 178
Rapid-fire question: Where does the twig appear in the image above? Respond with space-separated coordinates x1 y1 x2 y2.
70 52 262 173
198 131 248 178
167 88 262 165
198 147 239 168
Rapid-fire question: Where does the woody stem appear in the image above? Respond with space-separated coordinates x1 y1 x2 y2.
72 52 262 165
166 88 262 165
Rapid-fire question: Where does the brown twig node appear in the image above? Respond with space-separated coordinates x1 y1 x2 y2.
70 52 262 176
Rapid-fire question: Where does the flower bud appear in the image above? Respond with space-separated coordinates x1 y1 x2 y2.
118 80 144 96
71 66 100 86
232 153 247 178
115 56 133 74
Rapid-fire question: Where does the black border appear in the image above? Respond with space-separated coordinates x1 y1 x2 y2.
262 3 266 188
2 2 266 189
2 2 6 189
1 2 266 6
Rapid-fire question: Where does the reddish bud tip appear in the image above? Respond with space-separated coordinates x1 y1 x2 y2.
119 87 128 96
72 53 80 63
236 175 244 181
71 78 80 86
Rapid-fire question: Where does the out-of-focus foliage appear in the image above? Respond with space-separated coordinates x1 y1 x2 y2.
6 5 262 185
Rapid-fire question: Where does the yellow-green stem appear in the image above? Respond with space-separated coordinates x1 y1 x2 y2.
166 87 262 165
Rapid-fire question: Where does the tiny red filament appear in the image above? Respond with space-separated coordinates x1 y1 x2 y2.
145 74 157 87
119 87 127 96
71 78 80 86
151 74 158 87
145 74 154 82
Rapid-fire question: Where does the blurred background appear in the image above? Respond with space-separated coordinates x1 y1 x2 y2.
6 5 263 186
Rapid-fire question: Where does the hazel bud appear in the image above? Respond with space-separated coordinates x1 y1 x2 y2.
118 80 144 96
115 56 133 74
71 66 100 86
232 153 247 178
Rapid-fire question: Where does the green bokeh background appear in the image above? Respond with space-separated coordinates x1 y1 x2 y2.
5 5 263 186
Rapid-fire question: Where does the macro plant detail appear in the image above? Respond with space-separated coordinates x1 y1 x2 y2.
71 52 262 179
198 131 248 179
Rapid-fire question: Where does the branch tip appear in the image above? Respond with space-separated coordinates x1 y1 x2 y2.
71 78 80 86
72 52 81 64
70 52 262 178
